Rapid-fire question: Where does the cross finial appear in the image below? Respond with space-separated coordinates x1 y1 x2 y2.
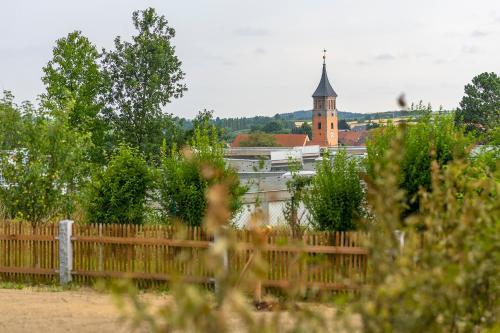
323 49 327 64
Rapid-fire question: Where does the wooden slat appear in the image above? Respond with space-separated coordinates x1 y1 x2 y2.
0 267 56 275
0 234 55 241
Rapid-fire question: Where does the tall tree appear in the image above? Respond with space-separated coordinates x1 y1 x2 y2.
102 7 187 159
455 72 500 135
0 91 24 151
42 31 107 163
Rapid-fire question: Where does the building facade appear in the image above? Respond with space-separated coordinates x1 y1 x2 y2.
310 55 339 146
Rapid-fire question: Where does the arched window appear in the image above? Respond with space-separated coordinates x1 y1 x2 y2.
331 122 334 129
318 122 322 129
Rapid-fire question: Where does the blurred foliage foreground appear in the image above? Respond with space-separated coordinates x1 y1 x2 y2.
109 136 499 333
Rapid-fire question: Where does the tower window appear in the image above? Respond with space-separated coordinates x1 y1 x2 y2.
318 122 322 129
318 112 321 117
331 122 334 129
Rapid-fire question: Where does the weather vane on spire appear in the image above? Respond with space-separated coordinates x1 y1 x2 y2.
323 49 327 64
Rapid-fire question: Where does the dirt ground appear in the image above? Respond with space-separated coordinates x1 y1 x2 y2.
0 288 160 333
0 287 358 333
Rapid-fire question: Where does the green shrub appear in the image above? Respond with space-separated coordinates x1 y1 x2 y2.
156 126 246 226
353 136 500 332
304 150 364 231
366 114 472 217
85 145 151 224
0 100 91 223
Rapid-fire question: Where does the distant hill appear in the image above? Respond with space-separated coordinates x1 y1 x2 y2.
279 110 364 120
279 109 414 121
214 109 425 141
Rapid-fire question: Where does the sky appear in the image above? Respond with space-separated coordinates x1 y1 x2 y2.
1 0 499 119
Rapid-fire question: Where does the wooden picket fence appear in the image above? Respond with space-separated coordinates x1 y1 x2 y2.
0 221 59 283
0 221 368 291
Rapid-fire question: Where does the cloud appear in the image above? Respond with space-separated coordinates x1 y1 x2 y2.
234 27 269 37
415 52 430 58
462 45 479 54
373 53 395 61
434 59 446 64
471 30 489 37
356 60 370 66
254 48 267 55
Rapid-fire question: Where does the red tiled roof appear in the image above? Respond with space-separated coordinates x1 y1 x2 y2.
338 130 369 146
231 133 309 148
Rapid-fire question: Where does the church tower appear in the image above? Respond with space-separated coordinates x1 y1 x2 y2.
311 51 338 147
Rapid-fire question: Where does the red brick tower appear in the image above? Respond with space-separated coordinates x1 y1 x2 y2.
311 50 338 147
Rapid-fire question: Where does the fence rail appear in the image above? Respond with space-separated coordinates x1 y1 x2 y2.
0 221 368 292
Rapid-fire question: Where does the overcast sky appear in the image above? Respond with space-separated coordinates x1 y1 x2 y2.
1 0 499 119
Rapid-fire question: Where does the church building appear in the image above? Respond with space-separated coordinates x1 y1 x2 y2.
310 52 339 147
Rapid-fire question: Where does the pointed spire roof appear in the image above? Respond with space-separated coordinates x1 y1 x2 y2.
312 51 337 98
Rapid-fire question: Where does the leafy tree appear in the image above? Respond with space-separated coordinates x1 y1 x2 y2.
0 91 24 150
239 132 280 147
102 8 186 159
261 120 283 133
338 119 350 130
0 101 91 223
185 109 225 144
455 72 500 135
304 150 364 231
291 122 312 139
156 126 246 226
42 31 108 163
366 114 472 217
85 145 151 224
283 160 311 237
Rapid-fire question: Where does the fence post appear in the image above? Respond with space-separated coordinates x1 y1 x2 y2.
261 192 270 224
59 220 74 284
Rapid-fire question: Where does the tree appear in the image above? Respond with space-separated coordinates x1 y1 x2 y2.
261 120 283 133
239 132 280 147
102 8 187 159
85 145 151 225
291 122 312 139
455 72 500 135
304 150 364 231
156 126 246 226
283 160 311 238
42 31 107 163
366 114 472 217
0 101 91 224
338 119 350 130
0 91 24 151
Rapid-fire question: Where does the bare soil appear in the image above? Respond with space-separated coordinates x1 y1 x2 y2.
0 288 359 332
0 288 160 333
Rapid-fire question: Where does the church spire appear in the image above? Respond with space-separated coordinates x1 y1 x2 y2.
312 50 337 98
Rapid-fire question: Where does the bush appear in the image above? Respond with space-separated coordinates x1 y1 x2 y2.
156 126 246 226
304 150 364 231
85 145 151 224
352 136 500 332
366 114 472 217
0 100 91 224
